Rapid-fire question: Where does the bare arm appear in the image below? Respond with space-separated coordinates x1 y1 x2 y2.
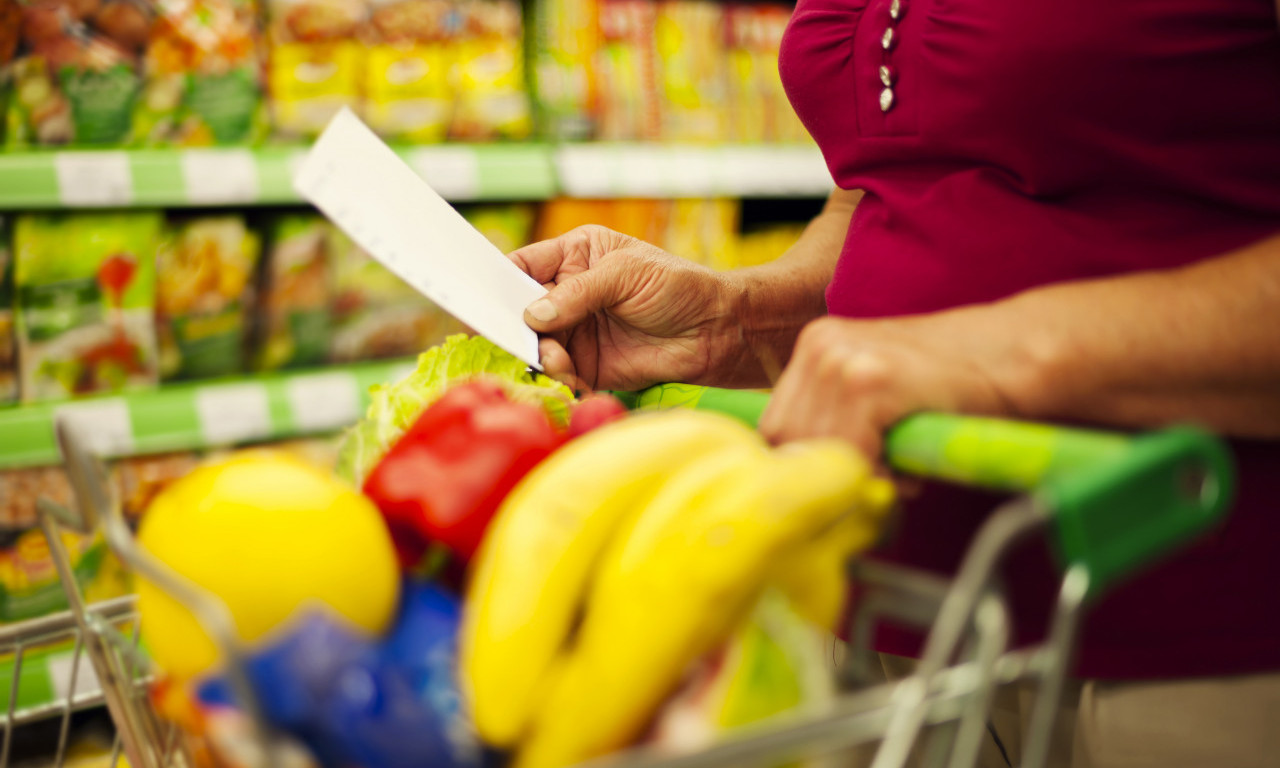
722 188 862 383
1000 232 1280 435
761 232 1280 454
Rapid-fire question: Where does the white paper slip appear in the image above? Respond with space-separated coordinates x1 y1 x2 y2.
293 108 546 367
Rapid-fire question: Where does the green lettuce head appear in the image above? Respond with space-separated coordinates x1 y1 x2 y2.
336 334 575 484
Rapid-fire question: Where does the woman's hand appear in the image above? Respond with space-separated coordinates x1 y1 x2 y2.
509 225 744 392
759 311 1021 460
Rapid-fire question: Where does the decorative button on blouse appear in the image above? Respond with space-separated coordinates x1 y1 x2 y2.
879 87 895 112
879 64 896 87
889 0 903 20
881 27 896 50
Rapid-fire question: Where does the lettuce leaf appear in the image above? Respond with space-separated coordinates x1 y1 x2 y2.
336 335 575 485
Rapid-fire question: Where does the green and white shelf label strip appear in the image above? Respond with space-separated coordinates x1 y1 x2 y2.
0 359 416 470
0 145 559 209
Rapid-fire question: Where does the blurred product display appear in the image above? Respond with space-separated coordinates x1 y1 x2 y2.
7 0 267 147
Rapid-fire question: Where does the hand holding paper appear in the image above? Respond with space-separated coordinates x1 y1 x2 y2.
293 108 546 368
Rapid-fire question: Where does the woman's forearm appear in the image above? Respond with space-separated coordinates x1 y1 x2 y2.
718 188 862 384
994 231 1280 435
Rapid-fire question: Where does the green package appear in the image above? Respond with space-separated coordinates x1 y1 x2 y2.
255 214 332 371
328 227 457 363
0 217 15 404
7 53 142 148
460 203 536 254
14 212 162 402
157 216 262 380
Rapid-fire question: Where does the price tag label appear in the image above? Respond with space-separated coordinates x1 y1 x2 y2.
48 651 103 701
55 152 133 206
53 400 135 457
554 146 614 197
197 384 271 445
182 149 259 204
615 148 666 197
287 372 359 432
409 148 481 200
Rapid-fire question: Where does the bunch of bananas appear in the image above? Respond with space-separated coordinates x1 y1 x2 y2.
461 409 896 768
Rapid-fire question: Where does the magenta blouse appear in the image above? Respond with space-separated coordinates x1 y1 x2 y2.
779 0 1280 677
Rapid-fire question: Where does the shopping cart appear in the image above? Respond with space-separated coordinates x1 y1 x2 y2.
2 384 1233 768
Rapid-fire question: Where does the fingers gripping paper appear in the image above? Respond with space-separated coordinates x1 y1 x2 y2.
293 108 546 367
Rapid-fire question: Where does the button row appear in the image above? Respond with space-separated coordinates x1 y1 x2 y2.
879 0 905 113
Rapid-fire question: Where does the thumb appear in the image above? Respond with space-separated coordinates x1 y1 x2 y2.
523 256 634 332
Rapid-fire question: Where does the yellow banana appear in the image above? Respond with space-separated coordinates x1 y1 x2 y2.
517 439 882 768
461 410 764 748
772 476 896 629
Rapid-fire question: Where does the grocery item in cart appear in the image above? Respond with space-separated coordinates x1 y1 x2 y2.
7 0 149 146
198 581 480 768
362 0 455 141
647 589 833 753
14 212 161 401
0 217 16 404
255 214 332 370
596 0 660 141
655 0 728 142
157 215 262 380
462 408 893 765
336 334 574 485
450 0 532 140
526 0 598 139
0 524 132 623
137 450 401 681
267 0 367 137
328 226 456 363
135 0 267 145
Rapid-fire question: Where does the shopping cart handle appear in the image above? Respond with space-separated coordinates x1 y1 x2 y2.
620 383 1235 596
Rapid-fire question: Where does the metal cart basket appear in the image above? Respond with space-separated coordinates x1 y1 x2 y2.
0 384 1233 768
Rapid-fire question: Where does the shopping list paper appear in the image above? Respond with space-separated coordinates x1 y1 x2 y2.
293 108 545 367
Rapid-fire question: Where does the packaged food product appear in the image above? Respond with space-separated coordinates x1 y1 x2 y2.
135 0 267 145
655 0 727 142
596 0 659 141
533 198 669 245
14 212 161 402
7 0 149 146
526 0 598 140
736 223 806 269
255 215 332 370
450 0 531 140
267 0 367 137
0 217 16 404
727 4 806 144
113 451 204 520
460 203 535 253
663 198 739 270
362 0 455 141
156 215 260 380
328 226 455 363
0 524 131 623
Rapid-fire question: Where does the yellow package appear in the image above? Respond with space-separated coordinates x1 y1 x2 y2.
664 199 739 270
655 0 728 142
363 0 454 141
451 0 532 140
267 0 368 137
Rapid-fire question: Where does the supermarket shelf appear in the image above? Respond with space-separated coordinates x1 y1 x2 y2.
554 143 833 198
0 358 417 470
0 143 833 209
0 144 558 209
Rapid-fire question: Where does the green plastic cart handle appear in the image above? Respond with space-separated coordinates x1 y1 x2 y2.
620 383 1235 597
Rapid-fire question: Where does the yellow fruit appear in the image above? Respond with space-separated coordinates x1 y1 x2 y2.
517 439 885 768
462 410 764 748
136 451 400 681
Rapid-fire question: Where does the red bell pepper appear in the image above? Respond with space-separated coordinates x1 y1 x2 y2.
363 381 567 565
